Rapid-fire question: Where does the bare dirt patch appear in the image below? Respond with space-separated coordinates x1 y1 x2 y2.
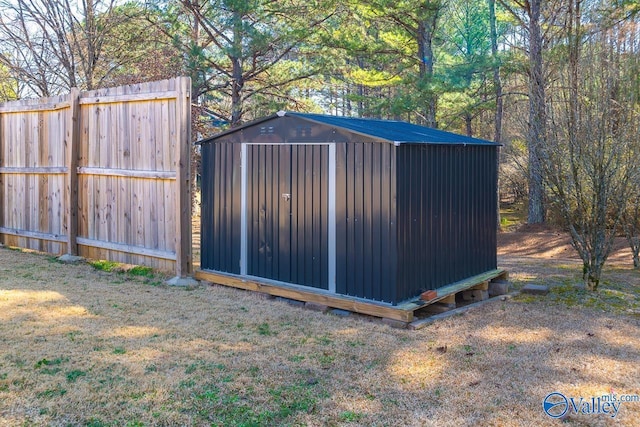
0 235 639 426
498 227 631 264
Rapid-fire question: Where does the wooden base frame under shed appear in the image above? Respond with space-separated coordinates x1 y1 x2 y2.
195 268 509 324
196 112 504 323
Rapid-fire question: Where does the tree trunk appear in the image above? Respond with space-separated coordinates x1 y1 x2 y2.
230 57 243 127
417 16 438 128
568 0 580 145
190 0 202 98
489 0 503 143
465 113 473 137
527 0 546 224
489 0 503 227
230 10 244 128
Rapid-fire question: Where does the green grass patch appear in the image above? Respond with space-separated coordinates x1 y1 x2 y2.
267 383 321 418
188 381 323 426
499 202 526 229
128 266 154 278
179 379 196 389
315 352 335 367
339 411 364 422
0 373 8 392
66 369 87 383
37 387 67 398
316 335 333 345
548 281 640 314
195 385 219 401
257 322 274 336
89 260 119 272
35 358 67 369
85 418 109 427
511 287 540 303
514 275 640 314
40 367 62 376
112 347 127 355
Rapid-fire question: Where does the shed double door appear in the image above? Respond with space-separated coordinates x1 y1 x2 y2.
245 144 329 289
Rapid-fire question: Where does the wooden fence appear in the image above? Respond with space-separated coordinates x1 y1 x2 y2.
0 77 192 276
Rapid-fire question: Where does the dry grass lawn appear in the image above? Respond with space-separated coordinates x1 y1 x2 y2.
1 240 639 426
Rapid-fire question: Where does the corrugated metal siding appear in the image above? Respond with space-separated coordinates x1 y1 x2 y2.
395 144 498 302
201 142 242 273
335 142 398 303
246 144 329 289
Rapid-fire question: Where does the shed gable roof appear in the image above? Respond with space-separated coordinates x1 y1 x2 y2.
198 111 500 145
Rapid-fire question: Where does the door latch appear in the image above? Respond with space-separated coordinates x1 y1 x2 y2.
281 193 291 201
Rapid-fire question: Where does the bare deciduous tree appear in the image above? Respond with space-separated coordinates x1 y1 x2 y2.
543 22 640 290
0 0 149 96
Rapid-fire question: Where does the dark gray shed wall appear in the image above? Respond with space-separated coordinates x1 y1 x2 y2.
201 141 242 274
395 144 498 302
335 142 398 303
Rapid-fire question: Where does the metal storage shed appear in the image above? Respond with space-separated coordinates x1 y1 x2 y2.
196 111 504 321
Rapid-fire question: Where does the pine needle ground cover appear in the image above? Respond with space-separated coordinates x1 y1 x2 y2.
0 246 639 426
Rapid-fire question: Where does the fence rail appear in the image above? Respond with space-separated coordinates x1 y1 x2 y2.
0 77 192 276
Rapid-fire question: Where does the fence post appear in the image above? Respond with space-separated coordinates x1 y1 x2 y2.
65 88 80 255
174 77 192 277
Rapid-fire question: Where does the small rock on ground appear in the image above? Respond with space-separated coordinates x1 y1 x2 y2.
330 308 352 317
57 254 84 263
166 276 200 287
521 284 549 295
489 280 510 297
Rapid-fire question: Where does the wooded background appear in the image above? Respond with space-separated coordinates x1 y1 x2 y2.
0 77 192 276
1 0 639 286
